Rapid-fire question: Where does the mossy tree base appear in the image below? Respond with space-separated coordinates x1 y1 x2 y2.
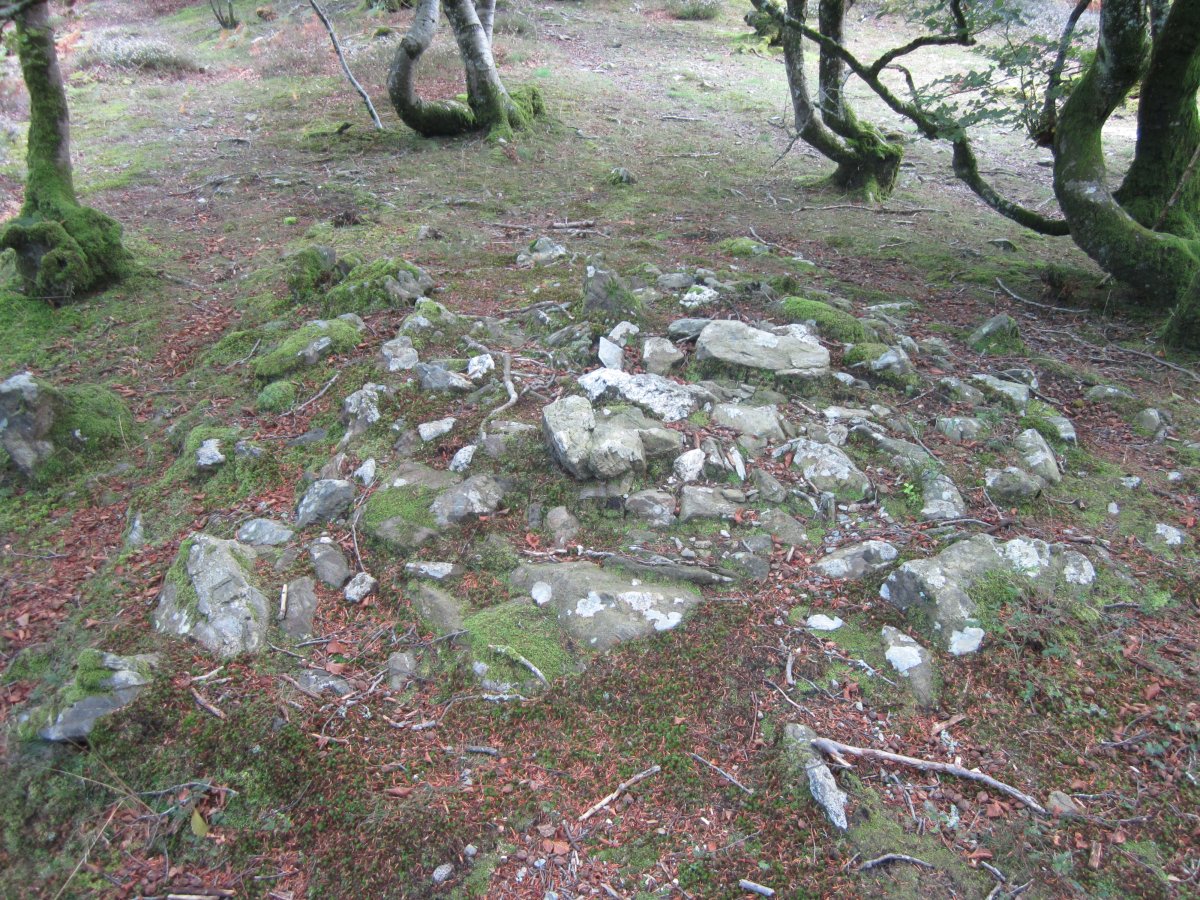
1 201 128 303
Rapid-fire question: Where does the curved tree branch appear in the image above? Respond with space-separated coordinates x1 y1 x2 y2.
386 0 476 136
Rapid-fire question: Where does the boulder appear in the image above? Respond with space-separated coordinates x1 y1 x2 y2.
1015 428 1061 484
678 485 740 522
236 518 294 547
510 562 701 651
578 368 700 422
642 337 685 375
37 651 160 743
985 466 1044 503
625 490 677 527
296 479 355 528
154 534 270 658
695 320 829 378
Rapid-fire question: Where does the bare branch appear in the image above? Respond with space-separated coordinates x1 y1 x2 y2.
309 0 384 131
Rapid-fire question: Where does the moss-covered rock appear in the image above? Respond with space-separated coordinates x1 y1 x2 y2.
322 258 433 316
253 319 362 379
256 380 296 413
0 371 131 480
285 245 344 301
718 236 770 258
780 296 867 343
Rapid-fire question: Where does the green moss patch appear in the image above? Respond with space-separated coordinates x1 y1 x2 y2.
322 258 429 316
463 600 574 685
781 296 867 343
253 319 361 379
256 380 296 413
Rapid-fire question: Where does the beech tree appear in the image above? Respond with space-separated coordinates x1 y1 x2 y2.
387 0 542 139
750 0 1200 346
1 0 128 302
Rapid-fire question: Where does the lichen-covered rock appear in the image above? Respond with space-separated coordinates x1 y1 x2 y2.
880 627 936 707
1015 428 1061 484
625 489 677 527
968 314 1022 354
812 540 897 580
281 577 318 639
582 261 640 322
543 395 679 481
516 236 566 268
695 320 829 378
921 472 967 521
678 485 740 522
36 651 159 743
430 475 510 528
936 416 984 442
296 479 355 528
154 534 269 658
985 466 1044 503
342 383 391 436
380 334 420 372
323 257 433 315
310 537 351 587
780 724 848 830
577 368 700 422
971 374 1030 413
0 371 130 479
789 439 871 500
642 336 685 375
236 518 294 546
510 562 701 651
711 403 786 446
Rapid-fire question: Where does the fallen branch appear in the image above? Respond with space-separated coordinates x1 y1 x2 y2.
293 372 339 414
480 351 519 438
738 880 775 897
688 752 754 795
189 687 226 720
308 0 384 130
489 644 549 686
858 853 935 872
995 277 1081 314
810 737 1047 815
579 764 661 822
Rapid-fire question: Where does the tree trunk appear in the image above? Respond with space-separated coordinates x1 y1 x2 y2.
778 0 900 199
387 0 540 139
1053 0 1200 345
0 1 127 301
1113 0 1200 238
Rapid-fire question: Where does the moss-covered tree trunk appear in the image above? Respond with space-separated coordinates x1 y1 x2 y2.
386 0 540 139
1053 0 1200 345
778 0 900 199
0 1 127 302
1113 0 1200 238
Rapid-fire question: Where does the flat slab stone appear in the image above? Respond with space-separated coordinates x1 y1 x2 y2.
577 368 700 422
812 540 897 580
695 320 829 378
510 562 701 651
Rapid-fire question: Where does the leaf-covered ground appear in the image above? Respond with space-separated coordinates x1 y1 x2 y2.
1 1 1197 898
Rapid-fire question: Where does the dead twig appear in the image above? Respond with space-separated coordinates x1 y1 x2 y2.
810 737 1047 815
579 764 661 822
488 644 549 686
308 1 384 130
189 686 226 720
293 372 339 414
688 752 754 795
995 277 1081 314
858 853 935 872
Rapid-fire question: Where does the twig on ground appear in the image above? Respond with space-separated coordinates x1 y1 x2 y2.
480 351 519 437
764 678 815 717
858 853 935 872
688 752 754 795
308 0 383 130
488 644 549 686
810 737 1047 815
738 880 775 897
579 764 661 822
190 686 226 720
995 277 1081 313
294 372 339 414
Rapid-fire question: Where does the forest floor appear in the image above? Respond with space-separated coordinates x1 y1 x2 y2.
1 1 1198 898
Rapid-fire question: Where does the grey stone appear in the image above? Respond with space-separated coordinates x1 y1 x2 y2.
310 538 352 588
780 723 848 830
344 572 377 603
342 383 390 436
712 403 786 444
598 336 624 370
354 458 377 486
601 554 732 586
1047 790 1084 818
968 314 1020 352
936 417 983 442
388 651 419 688
480 420 538 459
404 560 463 581
880 626 936 706
542 396 596 479
430 475 508 528
751 468 789 504
789 439 871 500
516 236 567 268
578 369 699 422
642 337 685 375
695 320 829 378
673 448 707 483
587 421 647 480
1015 428 1061 484
37 652 160 743
921 473 967 521
1085 384 1133 403
806 614 843 631
535 508 575 549
418 417 456 442
726 551 771 581
510 562 701 651
757 508 808 546
667 317 711 340
938 376 985 405
432 863 454 885
657 273 695 291
626 490 676 527
1154 523 1186 547
380 335 419 372
985 466 1045 502
812 540 898 580
409 582 470 634
1135 408 1165 434
296 671 353 696
154 534 269 658
298 335 333 366
385 460 463 493
416 363 473 394
582 262 636 321
237 518 294 547
680 284 720 310
609 321 640 345
971 374 1030 413
1043 416 1077 444
449 445 476 472
296 479 355 528
281 577 318 639
678 486 740 522
467 353 494 380
195 438 226 471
